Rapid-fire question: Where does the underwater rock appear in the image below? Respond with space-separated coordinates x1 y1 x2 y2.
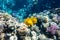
42 22 49 28
0 23 4 33
43 16 49 23
57 15 60 22
9 33 17 40
0 12 19 33
7 19 16 27
58 23 60 27
0 33 5 40
55 8 60 13
17 22 31 36
25 36 31 40
52 14 58 22
31 25 40 33
31 31 38 40
38 34 47 40
47 22 59 35
56 29 60 37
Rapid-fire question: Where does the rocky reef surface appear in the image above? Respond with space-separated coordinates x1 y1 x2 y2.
0 8 60 40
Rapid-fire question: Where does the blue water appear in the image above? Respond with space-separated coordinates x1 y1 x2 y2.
0 0 60 22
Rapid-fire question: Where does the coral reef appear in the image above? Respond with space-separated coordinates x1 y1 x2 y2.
0 8 60 40
0 0 60 40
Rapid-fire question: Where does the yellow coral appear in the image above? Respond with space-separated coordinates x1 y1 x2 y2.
31 16 37 24
24 16 37 27
24 17 33 27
